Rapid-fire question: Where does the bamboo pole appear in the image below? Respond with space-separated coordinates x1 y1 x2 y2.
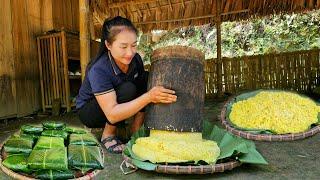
61 31 71 112
79 0 90 81
216 0 222 96
37 38 46 112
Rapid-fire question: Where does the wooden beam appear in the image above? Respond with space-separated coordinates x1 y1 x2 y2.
168 0 173 11
221 9 249 16
133 9 248 25
79 0 90 81
181 0 185 9
135 14 216 24
216 0 223 96
109 0 157 8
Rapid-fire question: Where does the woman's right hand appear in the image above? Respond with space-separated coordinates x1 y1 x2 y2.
147 86 177 104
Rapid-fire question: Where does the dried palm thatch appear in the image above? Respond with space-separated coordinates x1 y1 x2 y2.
90 0 320 34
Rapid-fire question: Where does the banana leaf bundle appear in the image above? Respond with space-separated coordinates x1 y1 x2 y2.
43 121 66 130
20 132 39 141
35 169 74 180
33 136 64 150
65 127 87 134
41 130 68 140
20 124 43 134
4 136 34 154
28 147 68 170
2 154 32 174
68 145 104 170
69 133 99 146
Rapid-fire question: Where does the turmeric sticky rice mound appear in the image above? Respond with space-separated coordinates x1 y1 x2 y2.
132 130 220 164
229 91 320 134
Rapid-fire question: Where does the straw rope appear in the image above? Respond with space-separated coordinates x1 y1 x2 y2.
220 96 320 141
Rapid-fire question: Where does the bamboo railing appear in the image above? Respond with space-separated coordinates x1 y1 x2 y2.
204 49 320 96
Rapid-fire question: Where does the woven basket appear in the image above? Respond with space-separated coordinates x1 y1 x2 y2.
221 96 320 141
122 153 241 174
0 138 104 180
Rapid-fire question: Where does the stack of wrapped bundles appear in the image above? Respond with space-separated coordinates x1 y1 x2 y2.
1 121 104 179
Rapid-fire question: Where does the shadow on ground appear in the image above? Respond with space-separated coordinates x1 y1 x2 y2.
0 98 319 179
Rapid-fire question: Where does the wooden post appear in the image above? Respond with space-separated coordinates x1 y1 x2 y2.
216 0 223 96
79 0 90 81
61 31 71 112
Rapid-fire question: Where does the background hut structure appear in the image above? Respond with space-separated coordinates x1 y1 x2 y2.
1 0 320 119
88 0 320 96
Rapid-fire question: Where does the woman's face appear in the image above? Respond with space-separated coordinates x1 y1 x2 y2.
106 29 137 66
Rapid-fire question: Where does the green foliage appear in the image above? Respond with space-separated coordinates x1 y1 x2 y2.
138 10 320 63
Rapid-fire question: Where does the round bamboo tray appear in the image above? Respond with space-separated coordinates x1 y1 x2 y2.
122 153 241 174
221 96 320 141
0 138 104 180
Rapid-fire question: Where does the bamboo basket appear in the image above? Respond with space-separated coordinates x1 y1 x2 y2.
221 95 320 141
122 153 241 174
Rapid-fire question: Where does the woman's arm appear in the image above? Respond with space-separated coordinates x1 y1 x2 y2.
96 86 176 124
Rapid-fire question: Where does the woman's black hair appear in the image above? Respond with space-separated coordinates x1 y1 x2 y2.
86 16 138 72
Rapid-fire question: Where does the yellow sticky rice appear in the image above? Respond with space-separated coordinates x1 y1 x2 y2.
132 130 220 164
229 91 320 134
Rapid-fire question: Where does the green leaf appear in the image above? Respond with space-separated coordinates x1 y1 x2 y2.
238 148 268 165
218 133 249 159
131 159 157 171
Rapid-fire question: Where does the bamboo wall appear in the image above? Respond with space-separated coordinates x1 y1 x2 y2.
0 0 80 119
205 49 320 96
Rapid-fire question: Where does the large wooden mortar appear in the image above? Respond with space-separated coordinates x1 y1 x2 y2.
145 46 205 132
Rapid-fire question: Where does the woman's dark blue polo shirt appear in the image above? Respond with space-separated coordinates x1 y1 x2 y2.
76 52 146 109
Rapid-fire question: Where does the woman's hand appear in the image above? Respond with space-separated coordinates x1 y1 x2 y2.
147 86 177 104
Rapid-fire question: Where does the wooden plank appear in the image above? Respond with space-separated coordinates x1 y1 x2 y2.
216 0 222 96
49 37 57 99
43 39 51 106
12 0 35 117
57 36 66 106
27 0 42 112
62 31 71 112
79 0 91 81
52 37 60 100
0 0 17 118
37 38 45 112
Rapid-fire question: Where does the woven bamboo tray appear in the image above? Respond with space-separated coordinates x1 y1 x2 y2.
221 96 320 141
0 138 104 180
122 153 241 174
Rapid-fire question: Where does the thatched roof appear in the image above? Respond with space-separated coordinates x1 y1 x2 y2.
90 0 320 34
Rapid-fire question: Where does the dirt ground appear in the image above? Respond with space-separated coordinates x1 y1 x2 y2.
0 98 319 180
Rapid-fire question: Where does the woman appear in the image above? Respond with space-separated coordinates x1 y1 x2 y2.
76 16 177 153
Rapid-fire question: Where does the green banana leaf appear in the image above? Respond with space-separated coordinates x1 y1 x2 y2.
203 121 267 164
69 133 99 146
43 121 66 130
123 122 267 171
35 169 74 180
2 154 32 174
4 136 34 154
28 147 68 170
68 145 104 170
65 127 87 134
20 124 43 134
33 136 65 150
41 130 68 140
